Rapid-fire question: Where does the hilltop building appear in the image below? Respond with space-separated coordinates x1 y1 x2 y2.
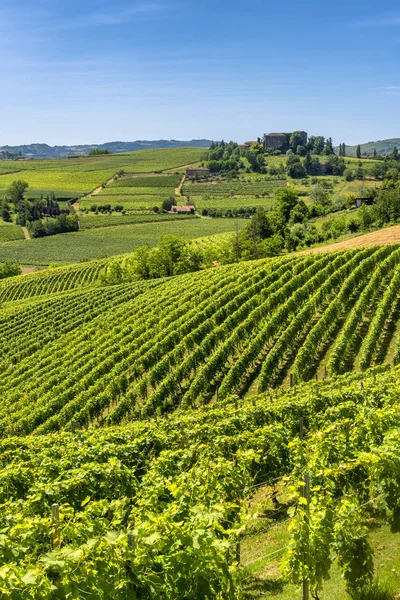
263 131 308 152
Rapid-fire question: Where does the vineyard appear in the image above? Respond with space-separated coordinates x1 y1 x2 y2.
182 176 286 211
0 218 246 265
1 246 400 436
79 212 196 230
1 364 400 597
2 246 400 597
0 259 109 305
80 174 183 211
0 147 204 200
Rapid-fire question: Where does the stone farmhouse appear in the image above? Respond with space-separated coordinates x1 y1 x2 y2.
169 205 196 215
263 131 308 152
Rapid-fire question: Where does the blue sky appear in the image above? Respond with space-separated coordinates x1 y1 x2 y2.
1 0 400 145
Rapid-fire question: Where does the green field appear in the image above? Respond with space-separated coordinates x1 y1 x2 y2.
2 249 400 597
0 148 204 200
0 217 246 264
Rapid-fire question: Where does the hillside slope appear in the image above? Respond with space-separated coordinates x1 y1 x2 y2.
338 137 400 156
1 246 400 436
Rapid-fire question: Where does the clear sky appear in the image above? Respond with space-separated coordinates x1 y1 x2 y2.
1 0 400 146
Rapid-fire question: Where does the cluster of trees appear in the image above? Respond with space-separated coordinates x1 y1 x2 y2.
87 204 124 214
0 262 21 280
207 141 242 175
201 207 258 218
29 213 79 238
317 183 400 242
287 152 346 179
87 148 112 156
2 180 78 238
100 236 205 284
288 134 334 157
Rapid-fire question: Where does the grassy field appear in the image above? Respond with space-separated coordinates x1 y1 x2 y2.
0 217 247 265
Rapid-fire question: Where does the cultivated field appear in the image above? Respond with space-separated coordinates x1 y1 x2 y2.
1 248 400 597
0 147 205 199
0 217 246 264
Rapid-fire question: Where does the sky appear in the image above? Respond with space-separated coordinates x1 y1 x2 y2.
0 0 400 146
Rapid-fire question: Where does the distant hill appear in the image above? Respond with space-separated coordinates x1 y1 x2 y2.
336 138 400 157
0 139 212 159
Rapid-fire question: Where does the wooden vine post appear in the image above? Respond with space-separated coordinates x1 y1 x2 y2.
128 533 135 550
51 503 60 549
303 473 311 600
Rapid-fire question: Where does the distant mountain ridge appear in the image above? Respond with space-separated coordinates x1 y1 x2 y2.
0 139 212 159
336 138 400 157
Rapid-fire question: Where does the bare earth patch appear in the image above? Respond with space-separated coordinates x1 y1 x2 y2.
303 224 400 254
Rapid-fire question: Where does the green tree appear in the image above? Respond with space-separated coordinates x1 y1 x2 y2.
161 197 177 212
304 152 313 175
7 180 29 209
0 199 12 222
275 187 298 221
289 131 304 150
88 148 111 156
290 200 309 224
286 154 306 178
356 145 361 159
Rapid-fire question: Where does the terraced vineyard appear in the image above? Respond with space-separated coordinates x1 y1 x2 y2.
1 246 400 437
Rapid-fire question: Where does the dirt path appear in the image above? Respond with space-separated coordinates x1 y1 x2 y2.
21 266 38 275
175 174 186 196
301 224 400 254
22 226 30 240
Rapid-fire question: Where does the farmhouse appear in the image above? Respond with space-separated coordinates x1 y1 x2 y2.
263 131 308 152
169 205 196 215
186 167 210 178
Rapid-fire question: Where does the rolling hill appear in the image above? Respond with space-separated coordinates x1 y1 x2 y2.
0 139 212 159
337 137 400 156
